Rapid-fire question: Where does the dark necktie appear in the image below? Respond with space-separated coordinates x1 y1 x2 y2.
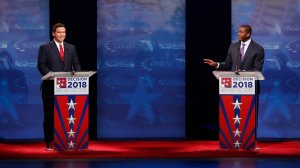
240 43 245 60
59 44 64 61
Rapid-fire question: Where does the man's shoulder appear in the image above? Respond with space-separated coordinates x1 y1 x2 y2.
229 41 240 48
63 42 75 48
39 41 53 48
250 40 263 48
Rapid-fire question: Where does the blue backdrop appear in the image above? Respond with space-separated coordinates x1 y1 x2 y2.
97 0 186 138
232 0 300 138
0 0 49 139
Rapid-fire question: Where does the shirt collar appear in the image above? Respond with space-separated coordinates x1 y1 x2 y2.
241 39 251 46
53 39 64 48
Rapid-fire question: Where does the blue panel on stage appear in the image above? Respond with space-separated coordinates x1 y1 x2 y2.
0 0 49 139
97 0 185 138
232 0 300 138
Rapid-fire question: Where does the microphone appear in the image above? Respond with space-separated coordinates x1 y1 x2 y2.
235 46 240 75
234 67 240 75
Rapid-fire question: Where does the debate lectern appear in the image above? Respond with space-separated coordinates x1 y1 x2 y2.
42 71 96 151
213 71 264 150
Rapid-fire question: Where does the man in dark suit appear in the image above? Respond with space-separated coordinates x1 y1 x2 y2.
204 24 264 149
37 23 81 150
204 24 264 72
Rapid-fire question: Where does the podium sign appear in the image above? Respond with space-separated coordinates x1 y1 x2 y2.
219 77 255 95
43 71 95 151
54 76 89 150
213 71 264 150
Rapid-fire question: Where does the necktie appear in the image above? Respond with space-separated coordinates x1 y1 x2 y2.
59 44 64 61
240 43 245 60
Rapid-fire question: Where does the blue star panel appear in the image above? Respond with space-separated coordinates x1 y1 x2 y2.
97 0 185 138
232 0 300 138
0 0 49 139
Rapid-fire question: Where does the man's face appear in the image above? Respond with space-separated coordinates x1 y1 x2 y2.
52 27 66 43
237 27 250 42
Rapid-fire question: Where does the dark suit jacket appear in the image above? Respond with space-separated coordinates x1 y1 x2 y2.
37 40 81 76
219 39 264 71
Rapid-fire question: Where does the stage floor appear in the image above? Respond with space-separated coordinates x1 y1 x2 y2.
1 140 300 159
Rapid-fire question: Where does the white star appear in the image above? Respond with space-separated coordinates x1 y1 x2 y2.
233 115 242 124
68 140 75 149
233 128 242 137
67 99 77 110
232 99 242 110
234 140 241 148
67 115 76 125
67 129 76 138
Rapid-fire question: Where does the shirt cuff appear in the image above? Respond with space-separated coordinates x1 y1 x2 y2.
216 62 220 68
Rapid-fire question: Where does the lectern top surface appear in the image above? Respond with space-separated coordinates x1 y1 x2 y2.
212 71 265 80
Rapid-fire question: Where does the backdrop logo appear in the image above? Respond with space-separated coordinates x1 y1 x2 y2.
104 40 137 53
158 79 185 86
141 58 185 71
104 76 135 89
13 40 48 52
104 59 135 68
158 41 185 50
105 24 153 34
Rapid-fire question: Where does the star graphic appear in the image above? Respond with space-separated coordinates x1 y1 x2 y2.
120 76 161 125
232 99 242 110
68 140 75 149
233 128 242 137
67 99 77 110
67 129 76 138
67 115 76 125
234 140 241 148
233 115 242 124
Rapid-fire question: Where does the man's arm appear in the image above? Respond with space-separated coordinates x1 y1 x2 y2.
37 45 50 76
253 46 264 71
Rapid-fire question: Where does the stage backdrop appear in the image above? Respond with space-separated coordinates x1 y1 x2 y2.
232 0 300 138
0 0 49 139
97 0 185 138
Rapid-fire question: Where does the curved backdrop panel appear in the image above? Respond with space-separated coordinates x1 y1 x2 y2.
232 0 300 138
0 0 49 139
97 0 185 138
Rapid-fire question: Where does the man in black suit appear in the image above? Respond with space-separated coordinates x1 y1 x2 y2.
204 24 264 148
37 23 81 150
204 24 264 72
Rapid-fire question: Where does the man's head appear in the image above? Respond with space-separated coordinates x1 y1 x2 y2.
52 23 66 43
238 24 252 42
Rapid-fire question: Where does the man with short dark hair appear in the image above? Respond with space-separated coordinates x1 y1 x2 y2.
204 24 264 72
37 23 81 150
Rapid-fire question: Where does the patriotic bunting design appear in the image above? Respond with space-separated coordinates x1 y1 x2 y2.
219 95 256 150
54 95 89 150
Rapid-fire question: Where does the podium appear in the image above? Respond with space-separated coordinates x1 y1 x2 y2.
42 71 96 151
213 71 264 150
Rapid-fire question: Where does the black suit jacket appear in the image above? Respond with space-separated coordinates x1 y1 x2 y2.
37 40 81 75
219 40 264 71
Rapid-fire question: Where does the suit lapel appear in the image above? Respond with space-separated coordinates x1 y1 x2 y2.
63 42 69 63
51 41 64 62
241 41 253 63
